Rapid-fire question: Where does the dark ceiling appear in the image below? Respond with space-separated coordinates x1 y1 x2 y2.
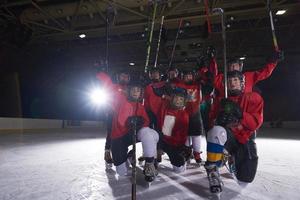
1 0 300 72
0 0 300 120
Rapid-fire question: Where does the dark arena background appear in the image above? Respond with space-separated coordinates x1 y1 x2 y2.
0 1 300 200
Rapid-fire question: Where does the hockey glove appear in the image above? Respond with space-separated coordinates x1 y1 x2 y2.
216 112 239 127
220 98 243 119
179 145 192 161
126 116 145 131
152 86 165 97
206 46 216 59
268 50 284 63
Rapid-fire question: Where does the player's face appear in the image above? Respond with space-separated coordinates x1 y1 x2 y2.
129 87 142 100
184 74 193 83
172 95 185 108
228 77 242 91
229 63 241 71
168 70 178 80
118 73 130 84
150 71 161 81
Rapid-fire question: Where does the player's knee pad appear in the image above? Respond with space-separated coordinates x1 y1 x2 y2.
138 127 159 158
191 136 201 152
207 125 227 145
138 127 159 143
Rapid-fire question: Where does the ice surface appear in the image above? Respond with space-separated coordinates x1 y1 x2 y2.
0 128 300 200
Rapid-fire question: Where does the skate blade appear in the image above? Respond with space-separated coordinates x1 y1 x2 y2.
195 161 205 167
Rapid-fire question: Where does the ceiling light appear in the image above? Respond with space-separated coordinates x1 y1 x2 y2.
276 10 286 15
129 62 135 66
239 57 246 60
184 21 191 27
57 9 63 14
79 34 86 38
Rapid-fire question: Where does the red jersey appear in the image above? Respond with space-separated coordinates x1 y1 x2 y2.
144 81 166 115
213 60 278 96
157 100 190 146
209 92 264 144
96 72 150 139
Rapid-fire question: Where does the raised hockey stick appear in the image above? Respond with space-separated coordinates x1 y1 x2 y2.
202 0 212 39
168 18 183 68
267 0 279 51
212 8 227 98
105 5 116 72
154 15 165 68
144 1 158 73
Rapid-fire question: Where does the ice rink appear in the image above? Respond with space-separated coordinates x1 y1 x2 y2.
1 127 300 200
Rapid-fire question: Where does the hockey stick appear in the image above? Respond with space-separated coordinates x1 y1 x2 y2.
267 0 279 51
144 1 158 73
168 18 183 68
105 10 109 72
154 15 165 68
202 0 212 39
105 5 116 72
131 100 139 200
212 8 227 98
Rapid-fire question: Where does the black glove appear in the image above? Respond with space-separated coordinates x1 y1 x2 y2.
216 112 239 127
220 98 243 119
179 145 192 161
126 116 144 130
94 61 107 73
268 50 284 63
196 55 209 68
202 82 214 96
152 84 170 97
152 87 164 97
206 46 216 59
164 83 176 96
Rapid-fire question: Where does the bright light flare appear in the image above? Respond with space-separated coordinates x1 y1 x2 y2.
79 34 86 38
89 88 109 106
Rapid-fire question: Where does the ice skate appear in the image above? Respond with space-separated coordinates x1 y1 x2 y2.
205 164 223 194
104 149 113 169
193 151 204 166
143 162 158 184
156 149 164 163
182 146 193 164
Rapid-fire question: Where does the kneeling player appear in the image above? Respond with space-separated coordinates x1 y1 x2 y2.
158 88 192 173
97 72 159 180
205 70 263 193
